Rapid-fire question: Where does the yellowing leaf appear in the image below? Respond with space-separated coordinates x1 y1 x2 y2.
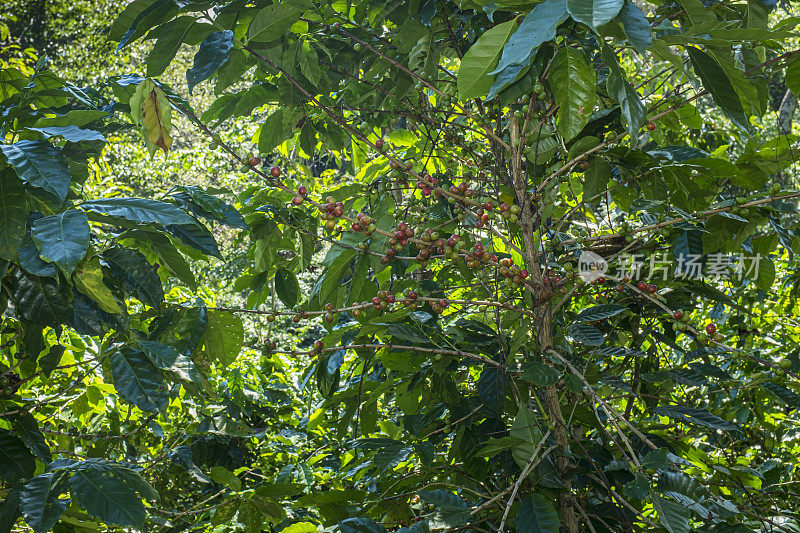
74 257 122 314
129 79 173 157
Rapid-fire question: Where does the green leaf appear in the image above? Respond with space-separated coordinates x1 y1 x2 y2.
0 429 36 482
418 490 468 529
257 107 292 154
458 19 518 99
109 0 161 41
147 17 197 77
686 47 749 132
566 322 605 346
187 31 235 94
550 47 596 142
129 230 196 289
275 267 300 307
74 257 123 314
26 125 106 143
136 340 202 385
785 58 800 95
209 466 242 491
31 209 89 276
203 310 243 367
584 156 611 199
70 469 146 527
110 347 168 412
653 496 690 533
172 186 247 229
11 414 52 463
567 0 624 29
128 79 173 156
653 406 742 436
601 43 646 140
487 0 568 98
618 0 652 54
0 168 28 261
477 363 508 418
20 472 70 533
320 248 357 304
11 270 72 326
165 222 221 258
576 304 627 321
0 140 71 201
102 246 164 308
248 4 301 43
515 494 560 532
491 0 568 75
81 197 197 227
0 486 22 533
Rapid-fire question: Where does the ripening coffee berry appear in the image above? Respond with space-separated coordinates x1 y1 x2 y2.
270 166 281 178
706 323 717 335
646 122 656 131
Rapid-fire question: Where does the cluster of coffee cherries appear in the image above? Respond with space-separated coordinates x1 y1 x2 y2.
415 174 441 197
367 222 414 264
318 196 345 230
0 373 18 399
260 338 278 357
351 212 377 236
308 339 325 357
498 258 529 286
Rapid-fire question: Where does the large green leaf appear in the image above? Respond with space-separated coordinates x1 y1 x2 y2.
617 0 652 54
567 0 624 29
653 496 690 533
487 0 568 98
653 406 742 436
136 339 202 385
70 469 146 527
576 303 627 321
31 209 90 276
101 246 164 308
457 18 518 99
0 486 21 533
418 490 468 529
11 270 72 326
0 168 28 261
130 230 196 289
257 107 293 154
0 140 71 201
549 47 596 142
247 4 302 43
11 414 52 463
172 186 247 229
187 31 234 94
20 472 70 533
81 197 197 227
147 16 196 77
203 310 243 367
601 43 646 140
515 494 560 532
275 267 300 308
0 429 36 482
110 347 168 412
165 222 222 258
686 47 749 131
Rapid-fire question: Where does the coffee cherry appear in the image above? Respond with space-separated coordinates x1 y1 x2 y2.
375 138 384 149
270 166 281 178
637 281 648 292
292 196 303 206
706 323 717 335
672 310 683 320
298 186 308 196
646 122 656 131
248 156 260 167
292 315 301 323
779 358 792 369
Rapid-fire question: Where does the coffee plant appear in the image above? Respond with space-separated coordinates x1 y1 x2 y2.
3 0 800 531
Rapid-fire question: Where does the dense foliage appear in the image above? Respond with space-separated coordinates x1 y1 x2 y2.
3 0 800 532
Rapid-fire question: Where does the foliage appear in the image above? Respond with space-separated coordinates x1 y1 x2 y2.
3 0 800 532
